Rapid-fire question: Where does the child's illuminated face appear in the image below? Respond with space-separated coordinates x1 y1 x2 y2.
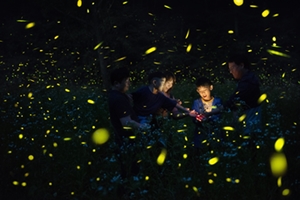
163 79 174 93
196 85 213 101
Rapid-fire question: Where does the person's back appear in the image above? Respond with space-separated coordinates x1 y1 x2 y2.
108 67 141 144
108 67 149 195
108 89 137 141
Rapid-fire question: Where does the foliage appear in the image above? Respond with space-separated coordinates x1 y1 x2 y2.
1 81 299 199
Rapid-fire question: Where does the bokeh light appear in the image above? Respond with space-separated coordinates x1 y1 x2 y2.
208 157 219 165
28 155 34 161
270 153 287 176
92 128 110 145
282 189 290 196
233 0 243 6
77 0 82 7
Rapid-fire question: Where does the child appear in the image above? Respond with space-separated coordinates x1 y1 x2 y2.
132 71 196 127
159 72 185 118
161 71 177 100
108 67 146 191
192 77 223 149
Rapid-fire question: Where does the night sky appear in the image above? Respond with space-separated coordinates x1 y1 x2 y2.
2 0 299 21
1 0 300 85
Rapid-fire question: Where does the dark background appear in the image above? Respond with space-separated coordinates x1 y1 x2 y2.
1 0 299 87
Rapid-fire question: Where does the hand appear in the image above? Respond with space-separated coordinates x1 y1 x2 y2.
196 114 206 122
177 99 182 105
188 110 198 117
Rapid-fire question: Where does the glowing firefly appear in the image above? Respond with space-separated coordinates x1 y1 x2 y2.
77 0 82 7
145 47 156 54
257 93 267 104
164 5 172 9
186 44 192 52
262 9 270 17
157 148 167 165
233 0 243 6
25 22 35 29
185 29 190 39
208 157 219 165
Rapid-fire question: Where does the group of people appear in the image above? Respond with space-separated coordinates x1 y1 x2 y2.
107 53 262 182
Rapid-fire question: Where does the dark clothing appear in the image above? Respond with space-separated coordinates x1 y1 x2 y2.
132 86 177 117
108 90 140 183
192 97 222 122
108 90 137 143
157 93 183 119
192 97 223 148
225 71 260 111
225 71 262 134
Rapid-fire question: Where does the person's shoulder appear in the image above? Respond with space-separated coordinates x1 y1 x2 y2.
241 71 260 85
108 90 128 100
109 89 122 96
192 98 202 105
214 96 222 101
193 98 201 103
243 71 259 80
133 86 148 93
213 97 222 104
108 89 118 97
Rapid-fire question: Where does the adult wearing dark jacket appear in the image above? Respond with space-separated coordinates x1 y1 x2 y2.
108 67 148 195
108 68 145 145
225 54 262 134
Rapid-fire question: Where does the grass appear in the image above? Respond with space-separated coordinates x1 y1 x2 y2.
0 81 299 199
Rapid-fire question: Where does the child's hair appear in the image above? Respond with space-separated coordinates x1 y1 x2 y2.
196 77 213 87
165 71 176 84
228 53 250 69
110 67 130 85
164 71 176 94
148 71 165 84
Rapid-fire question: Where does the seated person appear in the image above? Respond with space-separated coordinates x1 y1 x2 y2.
161 71 178 100
108 67 153 186
132 71 196 127
192 77 223 149
225 53 262 135
108 67 147 146
159 71 189 119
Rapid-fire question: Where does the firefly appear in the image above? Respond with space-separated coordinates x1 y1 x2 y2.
145 47 156 54
233 0 243 6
